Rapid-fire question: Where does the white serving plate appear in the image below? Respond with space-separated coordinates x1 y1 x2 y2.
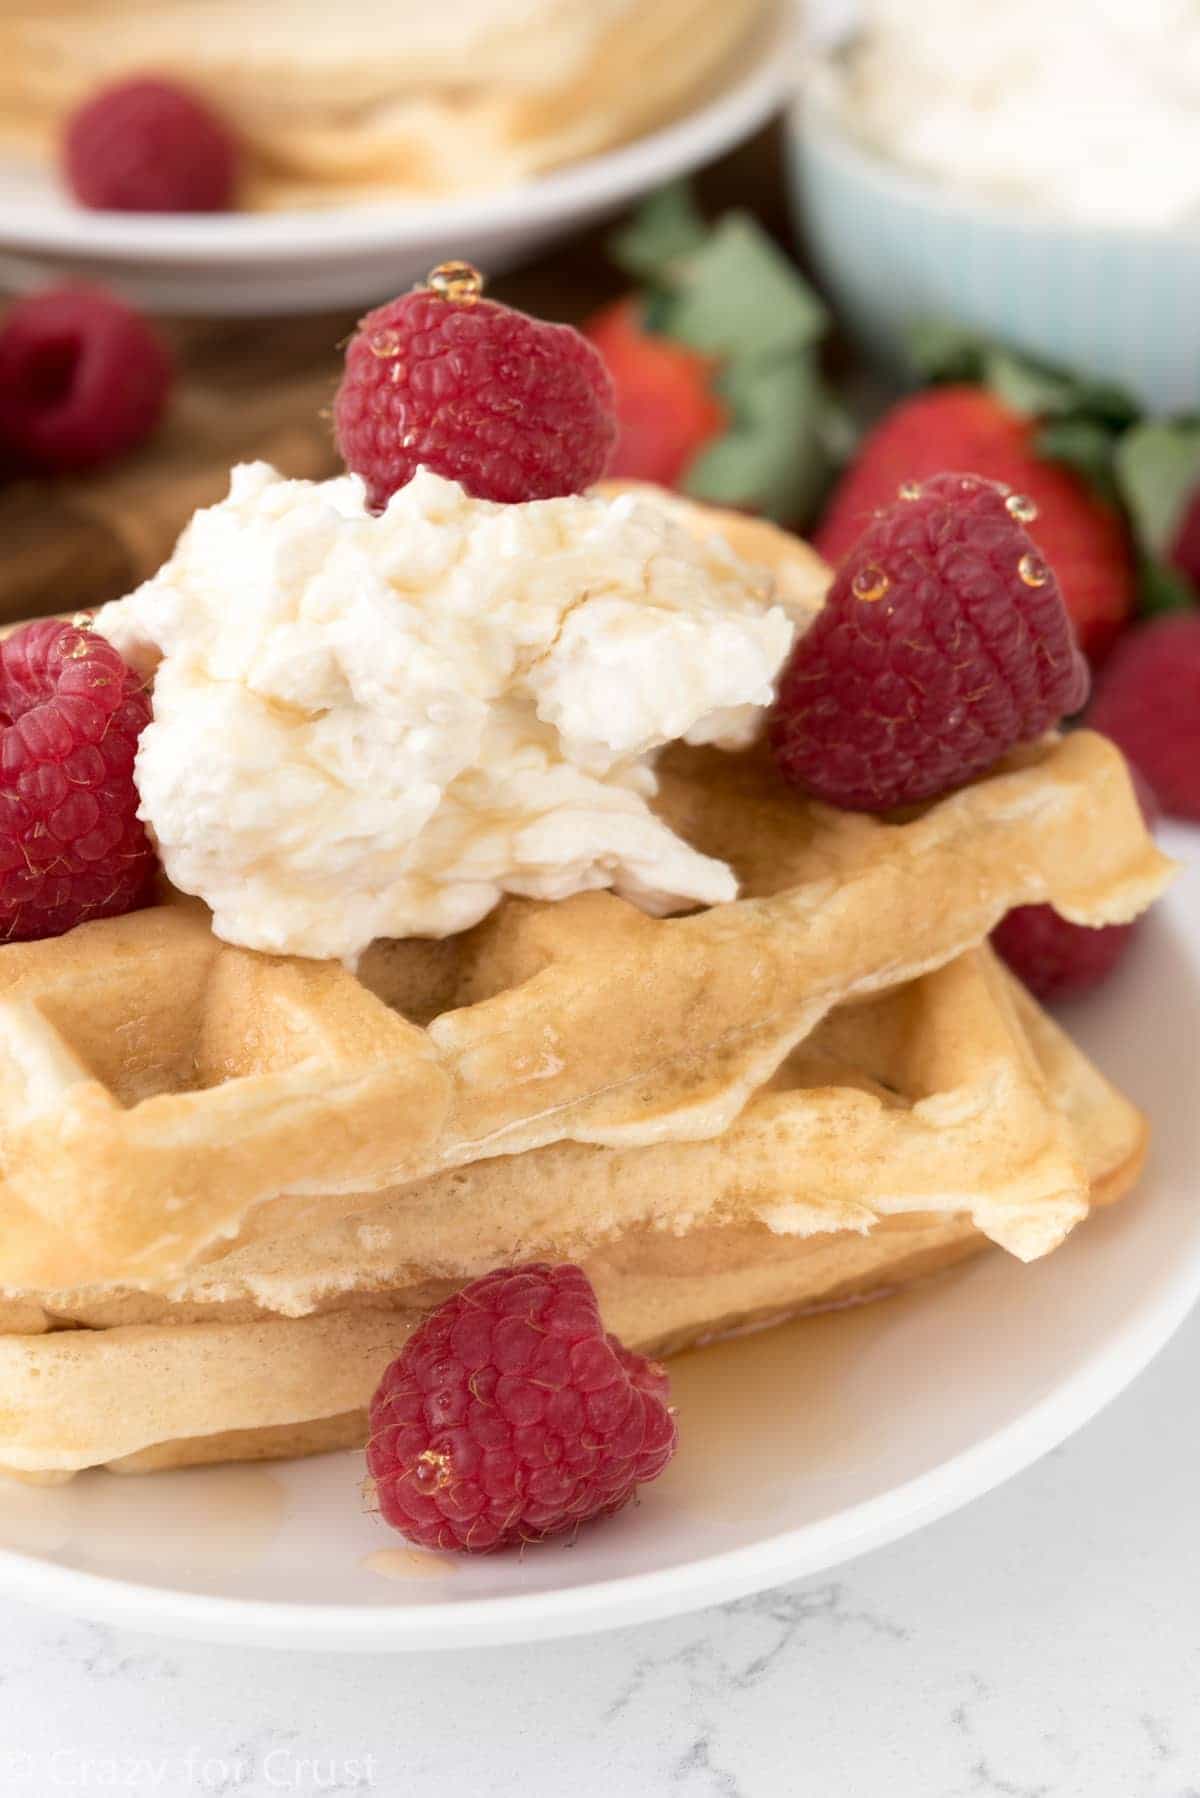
0 10 794 316
0 829 1194 1652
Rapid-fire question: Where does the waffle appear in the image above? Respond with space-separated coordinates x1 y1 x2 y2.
0 487 1171 1483
4 946 1099 1331
0 727 1169 1296
0 959 1145 1478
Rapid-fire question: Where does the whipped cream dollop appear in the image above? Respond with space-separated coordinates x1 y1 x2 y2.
97 464 795 962
823 0 1200 229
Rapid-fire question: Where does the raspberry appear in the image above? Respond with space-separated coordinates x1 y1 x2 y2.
993 764 1157 1000
770 472 1090 811
0 288 171 475
334 263 616 510
993 906 1136 1002
0 620 156 942
64 78 237 213
814 387 1135 665
366 1264 677 1554
1087 614 1200 822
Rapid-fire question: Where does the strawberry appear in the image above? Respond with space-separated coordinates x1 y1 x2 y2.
1088 614 1200 822
584 297 726 488
814 386 1136 664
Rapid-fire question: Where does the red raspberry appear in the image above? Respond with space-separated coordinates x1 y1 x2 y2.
1087 614 1200 822
993 905 1136 1002
366 1264 677 1554
334 263 616 510
993 764 1157 1000
0 620 156 942
770 472 1090 811
0 288 171 475
64 78 237 214
814 387 1136 664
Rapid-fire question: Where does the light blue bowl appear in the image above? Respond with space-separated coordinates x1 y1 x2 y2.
786 104 1200 413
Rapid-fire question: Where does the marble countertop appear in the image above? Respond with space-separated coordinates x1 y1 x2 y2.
0 1299 1196 1796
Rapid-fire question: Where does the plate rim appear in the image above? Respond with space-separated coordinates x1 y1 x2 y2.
2 831 1197 1652
0 10 796 265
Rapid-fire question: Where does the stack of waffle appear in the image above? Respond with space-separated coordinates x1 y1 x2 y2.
0 0 766 206
0 501 1172 1482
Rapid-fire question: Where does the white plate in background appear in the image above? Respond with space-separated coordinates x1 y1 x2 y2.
0 832 1194 1652
0 8 794 316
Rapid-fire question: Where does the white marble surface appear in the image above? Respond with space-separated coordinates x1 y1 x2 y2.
0 1298 1197 1796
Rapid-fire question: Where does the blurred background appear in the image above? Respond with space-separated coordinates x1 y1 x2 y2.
0 0 1197 665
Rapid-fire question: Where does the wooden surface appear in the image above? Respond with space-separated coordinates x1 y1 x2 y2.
0 128 793 624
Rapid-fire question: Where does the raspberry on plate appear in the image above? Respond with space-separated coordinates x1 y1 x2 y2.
64 77 238 213
334 262 617 510
1087 614 1200 822
0 620 156 942
366 1263 678 1554
770 472 1090 812
0 287 171 475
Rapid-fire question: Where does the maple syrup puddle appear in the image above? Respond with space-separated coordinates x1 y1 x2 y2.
360 1547 459 1582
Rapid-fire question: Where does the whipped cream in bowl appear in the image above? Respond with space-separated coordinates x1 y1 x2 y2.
96 464 797 964
818 0 1200 230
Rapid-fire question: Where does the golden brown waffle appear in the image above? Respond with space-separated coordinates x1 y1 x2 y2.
0 728 1170 1294
3 947 1098 1330
0 965 1144 1478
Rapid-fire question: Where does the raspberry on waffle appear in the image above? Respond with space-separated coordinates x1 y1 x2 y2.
0 620 155 939
772 472 1090 812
